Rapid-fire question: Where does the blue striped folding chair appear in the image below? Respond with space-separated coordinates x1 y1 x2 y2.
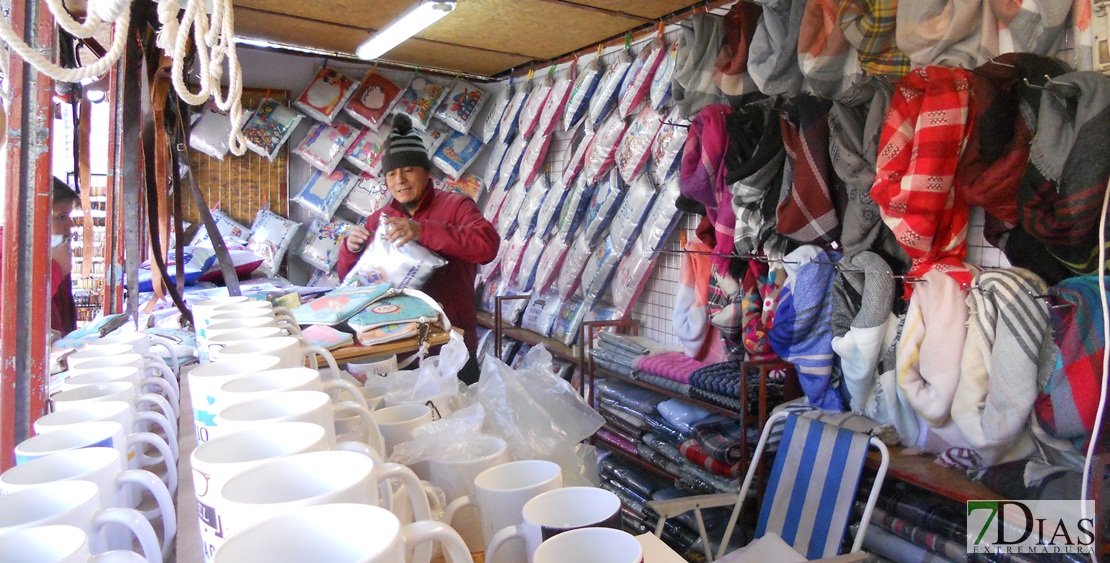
650 410 890 561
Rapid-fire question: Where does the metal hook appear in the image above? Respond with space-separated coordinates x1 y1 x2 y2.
987 58 1015 69
1023 77 1048 90
891 275 927 283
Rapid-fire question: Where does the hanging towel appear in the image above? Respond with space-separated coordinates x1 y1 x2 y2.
672 13 726 118
952 268 1051 467
836 0 909 78
713 1 763 97
896 268 971 427
830 251 901 422
681 104 735 273
871 66 974 296
747 0 806 96
797 0 862 98
768 247 843 411
672 239 714 357
724 100 790 257
1018 71 1110 275
776 95 841 246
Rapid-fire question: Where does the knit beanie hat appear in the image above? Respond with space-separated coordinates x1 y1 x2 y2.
380 113 432 174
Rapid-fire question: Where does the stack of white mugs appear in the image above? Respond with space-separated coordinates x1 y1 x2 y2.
1 294 646 563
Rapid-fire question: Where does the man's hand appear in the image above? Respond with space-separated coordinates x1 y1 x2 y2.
345 225 371 253
383 216 422 247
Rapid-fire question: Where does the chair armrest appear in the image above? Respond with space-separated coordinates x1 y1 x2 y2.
811 552 876 562
648 493 739 518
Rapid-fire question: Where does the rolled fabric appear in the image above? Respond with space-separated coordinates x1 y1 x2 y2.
836 0 909 78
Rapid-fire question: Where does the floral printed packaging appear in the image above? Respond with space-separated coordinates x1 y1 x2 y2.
432 130 485 180
650 110 689 186
292 122 360 174
343 173 392 217
435 80 488 134
241 98 303 160
292 168 360 220
294 68 358 123
392 74 450 131
344 71 403 129
345 126 391 174
298 217 356 272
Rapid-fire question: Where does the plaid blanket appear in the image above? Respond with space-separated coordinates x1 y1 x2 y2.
679 438 744 478
692 415 748 465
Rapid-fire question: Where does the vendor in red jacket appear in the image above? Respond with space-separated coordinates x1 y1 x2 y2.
337 113 499 384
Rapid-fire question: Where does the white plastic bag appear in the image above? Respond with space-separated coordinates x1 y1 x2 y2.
587 49 632 127
495 182 528 239
344 221 447 289
392 74 450 131
514 174 548 239
477 87 511 144
650 41 678 111
293 121 360 174
432 130 485 180
481 180 512 226
498 82 529 143
343 173 392 218
292 167 360 220
246 209 302 276
538 70 573 136
298 217 355 271
499 231 529 285
517 76 551 139
555 176 594 244
563 59 601 131
580 237 620 303
510 234 546 292
616 105 664 184
345 125 391 174
482 137 511 189
608 173 658 254
556 234 593 300
618 38 667 119
190 100 234 160
581 111 628 185
650 109 689 186
559 125 595 188
610 236 658 316
533 237 569 295
520 291 564 336
517 132 553 188
532 177 569 241
241 98 303 161
435 80 489 134
582 169 625 247
294 68 358 123
344 71 403 129
189 208 251 247
640 172 682 256
497 134 528 191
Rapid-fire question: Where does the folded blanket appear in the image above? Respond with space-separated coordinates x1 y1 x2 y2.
642 411 690 445
692 415 748 465
596 428 638 457
689 388 745 414
679 438 743 478
633 372 692 396
635 352 711 383
595 378 668 412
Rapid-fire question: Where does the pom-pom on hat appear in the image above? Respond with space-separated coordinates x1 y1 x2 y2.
380 113 432 174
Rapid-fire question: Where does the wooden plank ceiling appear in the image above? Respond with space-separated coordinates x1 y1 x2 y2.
232 0 709 79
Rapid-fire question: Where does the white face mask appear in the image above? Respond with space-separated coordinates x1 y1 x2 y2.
50 234 66 248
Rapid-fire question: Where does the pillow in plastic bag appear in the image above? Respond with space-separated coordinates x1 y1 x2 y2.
610 236 658 316
497 134 528 190
292 167 360 220
538 71 573 136
555 176 595 243
498 84 529 143
551 296 587 346
499 231 530 286
650 41 678 111
432 130 485 180
582 111 628 185
344 173 392 218
298 217 356 272
582 170 625 247
560 125 595 188
478 239 509 285
344 221 447 289
533 237 570 294
241 98 303 161
136 245 216 293
440 173 484 201
608 173 658 255
294 68 358 123
435 80 488 134
190 100 234 160
477 87 511 144
587 50 632 127
511 234 546 292
197 244 265 283
481 180 512 225
478 273 504 314
640 172 682 256
293 121 360 174
564 59 601 131
580 237 621 302
495 182 528 239
556 234 593 299
533 177 569 241
518 132 552 187
247 209 302 276
190 208 251 247
421 120 453 156
619 38 667 119
518 78 551 140
345 125 390 174
515 174 548 239
616 105 664 184
392 74 450 131
307 268 341 288
521 291 564 336
344 71 403 129
650 109 689 186
482 137 511 190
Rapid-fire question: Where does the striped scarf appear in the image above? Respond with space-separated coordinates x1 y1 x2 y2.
680 104 734 273
952 268 1050 467
871 66 974 296
776 95 841 246
712 0 762 97
725 100 790 257
836 0 909 78
797 0 861 98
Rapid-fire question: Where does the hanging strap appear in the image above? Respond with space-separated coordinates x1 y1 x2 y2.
77 99 95 280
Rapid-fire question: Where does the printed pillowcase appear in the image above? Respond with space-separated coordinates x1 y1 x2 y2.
247 209 302 276
294 68 358 123
344 71 403 129
435 80 488 134
432 131 485 180
344 173 392 217
345 126 390 174
292 168 360 220
291 283 393 326
392 74 450 131
299 217 356 272
293 122 360 174
241 98 303 161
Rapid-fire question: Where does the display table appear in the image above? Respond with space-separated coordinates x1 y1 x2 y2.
316 327 457 365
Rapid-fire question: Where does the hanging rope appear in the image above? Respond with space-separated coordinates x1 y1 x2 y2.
0 0 246 155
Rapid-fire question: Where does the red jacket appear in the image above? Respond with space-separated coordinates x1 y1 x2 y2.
337 185 499 353
0 226 77 337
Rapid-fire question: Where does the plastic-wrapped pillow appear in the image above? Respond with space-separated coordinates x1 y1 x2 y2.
555 176 594 243
560 125 595 188
650 42 678 111
500 231 530 285
538 71 573 136
517 132 553 187
190 100 234 160
344 71 403 129
650 109 689 186
619 38 667 119
345 125 390 174
392 74 450 131
344 173 392 218
552 296 587 346
435 80 488 134
517 77 551 140
498 83 529 143
293 121 360 174
481 180 512 226
511 234 546 292
440 173 484 201
521 291 564 336
136 246 215 292
610 236 657 316
247 209 302 276
515 176 548 240
564 59 601 131
582 170 626 247
241 98 303 161
495 182 528 239
639 172 682 256
298 217 356 272
482 138 511 190
533 177 569 241
293 167 360 220
556 234 593 299
432 130 485 180
197 244 264 282
657 399 713 433
533 237 569 294
580 237 621 302
190 208 251 247
421 120 453 156
616 105 664 184
582 111 628 185
477 273 504 313
608 173 658 254
477 87 511 144
344 221 447 289
478 240 508 285
587 50 632 127
294 68 358 123
307 268 341 288
497 134 528 191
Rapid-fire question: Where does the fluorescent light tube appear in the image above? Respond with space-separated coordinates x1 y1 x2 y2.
356 0 457 60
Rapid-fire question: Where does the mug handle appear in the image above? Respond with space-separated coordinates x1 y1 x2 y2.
333 401 386 456
135 391 179 422
137 376 179 408
376 462 433 523
485 524 525 563
275 316 303 336
126 431 179 498
117 468 177 557
140 354 181 398
402 519 474 563
321 379 371 410
93 506 162 563
443 494 476 529
302 344 341 379
146 336 181 376
132 410 178 466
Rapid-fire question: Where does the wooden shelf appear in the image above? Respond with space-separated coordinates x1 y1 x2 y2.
476 311 577 362
870 447 1003 503
594 435 677 484
594 366 741 420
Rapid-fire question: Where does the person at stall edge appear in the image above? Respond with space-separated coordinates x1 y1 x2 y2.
337 113 499 384
0 178 80 339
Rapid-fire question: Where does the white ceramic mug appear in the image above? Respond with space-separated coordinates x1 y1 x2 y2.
0 481 161 562
216 451 432 547
190 422 379 563
84 331 181 376
444 460 563 562
36 400 178 464
370 403 434 458
486 486 623 563
533 527 643 563
190 295 251 330
212 390 384 453
0 447 176 555
65 347 179 399
216 367 369 411
212 503 473 563
56 365 178 410
205 311 302 335
0 525 90 563
423 436 509 550
51 380 179 423
205 327 285 361
217 336 341 380
187 355 284 443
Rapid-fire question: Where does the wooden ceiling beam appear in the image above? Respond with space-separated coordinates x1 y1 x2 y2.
531 0 656 24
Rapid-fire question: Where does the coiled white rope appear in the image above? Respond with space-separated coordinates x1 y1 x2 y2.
0 0 246 155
